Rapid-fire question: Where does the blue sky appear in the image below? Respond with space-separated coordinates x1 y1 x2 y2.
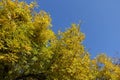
26 0 120 58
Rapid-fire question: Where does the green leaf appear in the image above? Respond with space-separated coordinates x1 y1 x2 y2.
32 56 38 61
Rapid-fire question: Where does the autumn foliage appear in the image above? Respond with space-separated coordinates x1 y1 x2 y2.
0 0 120 80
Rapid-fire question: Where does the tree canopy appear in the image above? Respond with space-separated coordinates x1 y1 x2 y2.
0 0 120 80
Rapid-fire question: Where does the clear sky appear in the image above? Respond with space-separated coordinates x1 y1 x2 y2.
26 0 120 58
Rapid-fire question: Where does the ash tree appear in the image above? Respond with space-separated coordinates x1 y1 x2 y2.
0 0 120 80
